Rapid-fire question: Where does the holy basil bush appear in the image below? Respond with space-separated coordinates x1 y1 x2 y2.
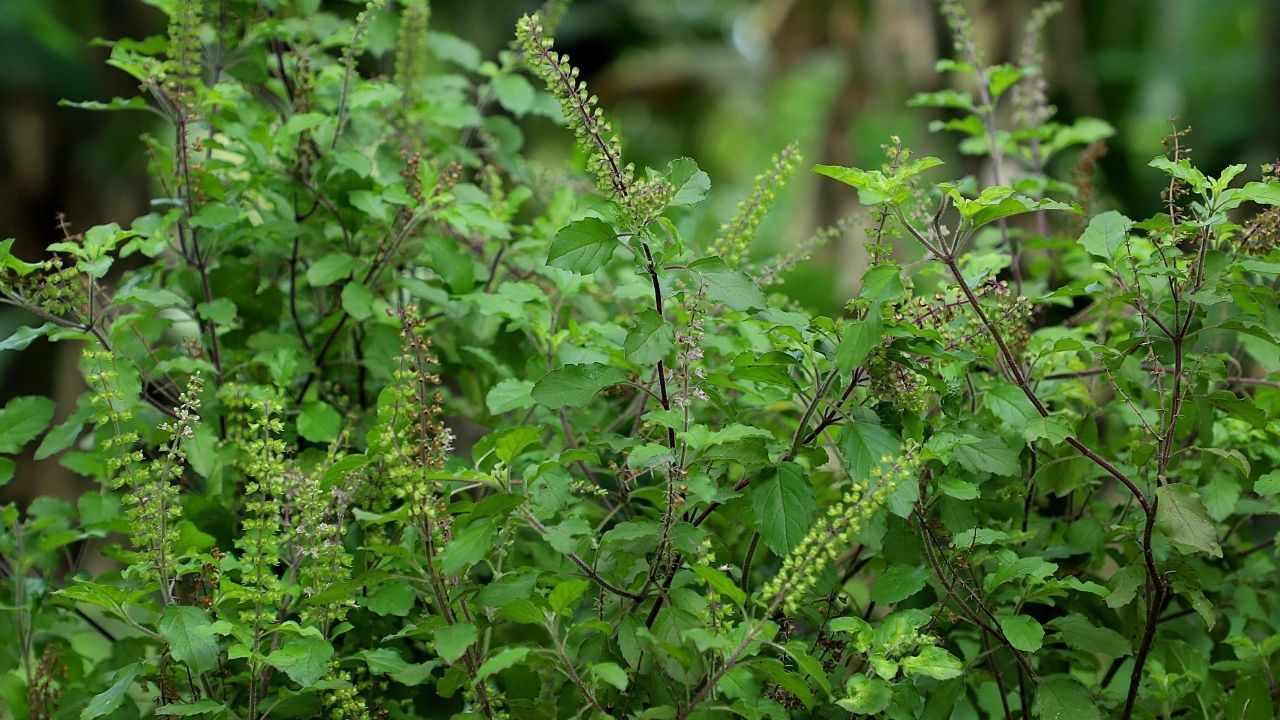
2 1 1280 718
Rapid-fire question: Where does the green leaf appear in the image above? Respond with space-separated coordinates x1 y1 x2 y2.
665 157 711 207
266 635 334 688
591 662 629 691
476 647 530 681
341 281 376 320
751 461 815 555
440 518 496 575
1156 484 1222 558
297 401 342 443
1078 210 1132 260
999 614 1045 653
486 379 535 414
1148 156 1208 193
871 564 929 605
838 415 899 481
1254 470 1280 496
945 433 1022 477
1046 614 1130 656
155 699 228 716
0 396 56 454
547 217 617 274
690 258 766 311
159 605 219 674
435 622 477 664
549 578 590 614
692 564 746 606
624 309 675 366
532 363 628 409
492 73 535 115
306 251 359 286
901 646 963 680
363 582 416 617
0 323 54 352
836 310 881 373
782 640 832 696
0 458 13 487
838 674 892 714
1033 676 1102 720
81 663 141 720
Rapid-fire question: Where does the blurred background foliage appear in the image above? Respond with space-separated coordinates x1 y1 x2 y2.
0 0 1276 438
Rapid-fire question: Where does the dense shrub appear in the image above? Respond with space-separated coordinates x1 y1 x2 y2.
2 1 1280 718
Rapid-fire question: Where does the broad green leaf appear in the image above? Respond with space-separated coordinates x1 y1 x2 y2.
836 310 881 373
0 323 54 352
838 674 892 714
838 414 899 481
476 647 530 681
297 401 342 442
691 257 766 311
692 564 746 606
363 582 415 617
486 379 535 414
1078 210 1132 260
998 614 1045 653
341 281 376 320
901 646 963 680
549 578 590 613
751 461 815 555
159 605 219 674
1156 484 1222 558
1046 614 1130 656
1033 676 1102 720
547 217 617 274
1148 156 1208 192
624 309 674 366
782 640 832 695
942 433 1021 477
871 564 929 605
155 699 228 716
591 662 629 691
81 663 141 720
435 622 477 664
266 635 334 687
1253 470 1280 496
0 395 56 454
440 518 497 575
532 363 628 408
665 157 711 207
306 251 359 286
492 73 535 115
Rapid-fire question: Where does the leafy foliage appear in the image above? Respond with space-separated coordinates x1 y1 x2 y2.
2 1 1280 719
